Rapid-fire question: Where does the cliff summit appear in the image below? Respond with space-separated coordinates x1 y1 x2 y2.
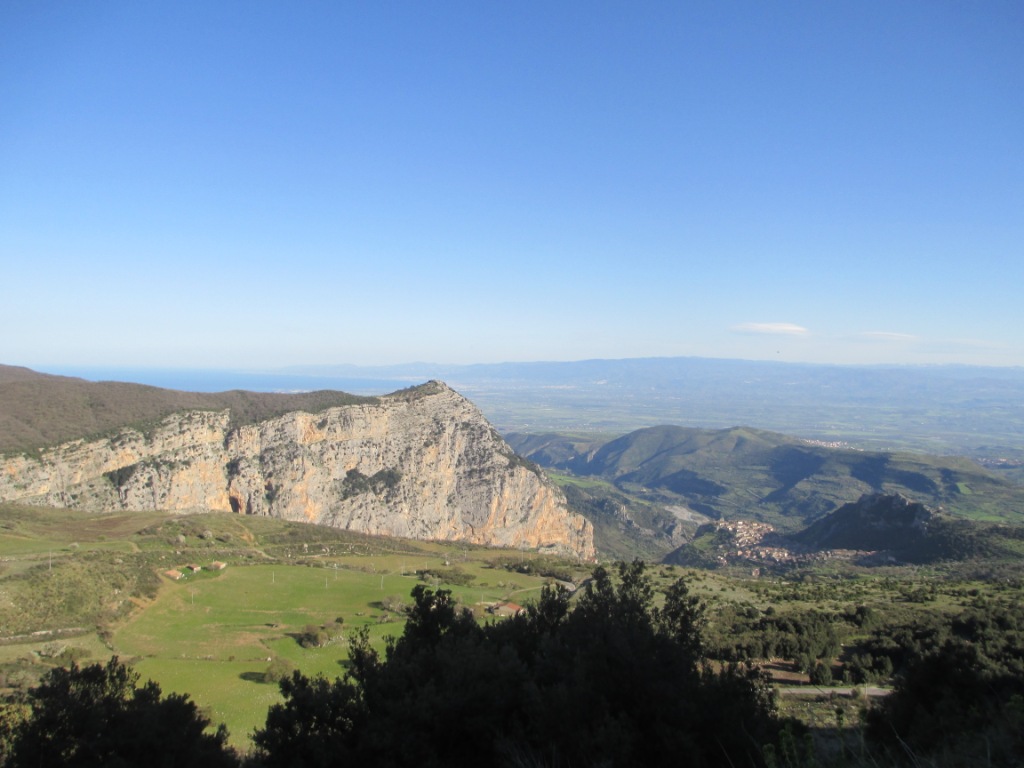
0 376 594 560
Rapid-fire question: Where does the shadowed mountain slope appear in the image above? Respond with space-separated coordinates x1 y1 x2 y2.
508 426 1024 531
791 492 1024 563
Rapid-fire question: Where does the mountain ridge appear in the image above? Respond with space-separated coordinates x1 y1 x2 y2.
508 425 1024 559
29 358 1024 465
0 363 380 456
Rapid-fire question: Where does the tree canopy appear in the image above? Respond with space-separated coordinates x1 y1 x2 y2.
253 561 782 768
7 656 237 768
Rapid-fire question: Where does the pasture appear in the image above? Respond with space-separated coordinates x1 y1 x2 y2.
4 503 1017 756
0 504 562 749
114 557 552 746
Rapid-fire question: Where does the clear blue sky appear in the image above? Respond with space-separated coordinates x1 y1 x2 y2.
2 2 1022 369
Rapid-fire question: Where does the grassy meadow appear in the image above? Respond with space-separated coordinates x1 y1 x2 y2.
118 558 556 746
2 501 1021 755
0 504 564 749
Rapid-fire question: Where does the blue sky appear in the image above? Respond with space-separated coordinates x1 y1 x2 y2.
2 2 1022 370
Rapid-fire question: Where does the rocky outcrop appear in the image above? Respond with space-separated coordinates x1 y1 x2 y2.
0 381 594 559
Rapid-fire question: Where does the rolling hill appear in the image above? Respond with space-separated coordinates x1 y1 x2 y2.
791 492 1024 563
507 425 1024 554
666 492 1024 569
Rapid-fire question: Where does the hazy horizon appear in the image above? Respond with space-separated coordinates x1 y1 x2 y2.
25 353 1024 379
12 355 1024 459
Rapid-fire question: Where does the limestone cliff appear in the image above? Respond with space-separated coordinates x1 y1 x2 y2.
0 381 594 559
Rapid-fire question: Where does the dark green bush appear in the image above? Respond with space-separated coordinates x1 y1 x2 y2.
254 561 784 768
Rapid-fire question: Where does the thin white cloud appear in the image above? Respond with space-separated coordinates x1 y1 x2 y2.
731 322 810 336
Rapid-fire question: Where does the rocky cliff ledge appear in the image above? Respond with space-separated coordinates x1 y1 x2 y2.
0 381 594 559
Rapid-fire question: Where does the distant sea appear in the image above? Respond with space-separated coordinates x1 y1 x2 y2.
42 367 413 396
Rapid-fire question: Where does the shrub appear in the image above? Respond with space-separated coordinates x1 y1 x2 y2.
263 658 297 685
809 661 833 686
7 657 237 767
254 561 784 767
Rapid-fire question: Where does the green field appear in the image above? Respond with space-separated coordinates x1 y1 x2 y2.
0 504 563 749
115 558 553 746
3 502 1021 760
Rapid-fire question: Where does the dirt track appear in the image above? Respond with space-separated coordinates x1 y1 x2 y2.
777 685 891 697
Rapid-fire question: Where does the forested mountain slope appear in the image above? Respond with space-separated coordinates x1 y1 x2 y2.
508 425 1024 533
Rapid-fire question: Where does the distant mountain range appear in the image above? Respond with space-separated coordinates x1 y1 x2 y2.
42 357 1024 465
5 362 1024 566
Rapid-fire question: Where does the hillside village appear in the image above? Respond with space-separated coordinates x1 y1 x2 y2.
693 519 868 570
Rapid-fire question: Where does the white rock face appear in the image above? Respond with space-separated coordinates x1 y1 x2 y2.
0 382 594 559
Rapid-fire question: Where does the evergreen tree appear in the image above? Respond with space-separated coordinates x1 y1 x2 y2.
8 657 237 768
253 561 782 768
